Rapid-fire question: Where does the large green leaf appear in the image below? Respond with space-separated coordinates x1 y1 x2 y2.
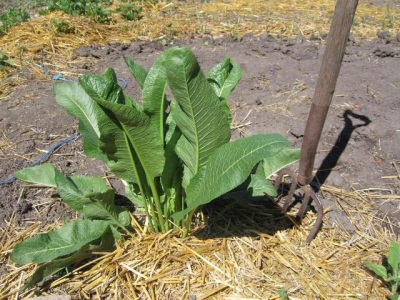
54 81 108 161
124 56 148 90
141 56 168 145
172 134 289 221
22 226 117 290
14 163 59 187
11 220 110 264
165 47 231 186
23 245 93 290
79 68 165 183
207 56 242 101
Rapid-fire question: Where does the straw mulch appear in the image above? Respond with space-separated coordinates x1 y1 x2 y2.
0 0 399 299
1 185 399 299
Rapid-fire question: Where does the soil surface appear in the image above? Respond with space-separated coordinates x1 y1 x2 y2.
1 33 399 233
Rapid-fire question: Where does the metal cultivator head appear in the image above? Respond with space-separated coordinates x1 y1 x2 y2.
273 168 324 243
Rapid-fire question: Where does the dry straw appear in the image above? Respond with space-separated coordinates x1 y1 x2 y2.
0 0 399 299
0 185 398 299
0 0 399 99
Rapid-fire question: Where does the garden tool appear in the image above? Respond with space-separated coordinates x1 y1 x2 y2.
273 0 359 242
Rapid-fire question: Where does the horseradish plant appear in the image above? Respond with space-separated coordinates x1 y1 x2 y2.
11 47 299 288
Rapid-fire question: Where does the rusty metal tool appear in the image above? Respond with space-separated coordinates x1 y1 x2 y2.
274 0 359 242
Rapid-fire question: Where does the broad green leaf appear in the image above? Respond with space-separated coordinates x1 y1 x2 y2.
141 56 168 145
263 148 301 179
248 173 277 197
54 82 108 161
23 226 117 290
82 189 131 230
207 56 242 124
79 68 165 183
14 163 59 187
55 174 108 211
248 162 277 197
69 175 109 194
11 220 110 265
23 245 92 290
165 47 231 186
207 56 242 101
172 134 289 221
124 56 148 90
388 242 400 277
365 261 388 279
79 68 125 104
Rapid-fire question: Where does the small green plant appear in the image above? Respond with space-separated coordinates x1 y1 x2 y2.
0 7 30 36
116 3 142 21
52 20 74 33
0 50 15 71
47 0 112 23
365 241 400 300
11 47 299 288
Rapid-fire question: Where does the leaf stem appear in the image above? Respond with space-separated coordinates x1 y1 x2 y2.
182 209 195 238
148 177 166 233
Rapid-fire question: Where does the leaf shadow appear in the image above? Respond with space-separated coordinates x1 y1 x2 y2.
192 192 295 239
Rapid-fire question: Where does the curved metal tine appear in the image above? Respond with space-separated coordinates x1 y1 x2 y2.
301 185 324 243
274 168 298 211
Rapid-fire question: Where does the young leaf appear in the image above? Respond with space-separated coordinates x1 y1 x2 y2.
248 166 277 197
79 68 165 183
14 163 59 187
388 242 400 277
82 189 131 231
207 56 242 101
165 47 231 186
172 134 289 221
365 261 388 279
54 81 109 161
124 56 148 90
55 174 108 211
79 68 125 104
11 220 110 265
263 148 301 179
141 56 168 145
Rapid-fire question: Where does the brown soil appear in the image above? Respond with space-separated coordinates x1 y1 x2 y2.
1 33 399 232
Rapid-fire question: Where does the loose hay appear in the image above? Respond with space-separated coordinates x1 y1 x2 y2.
1 1 399 299
0 186 398 299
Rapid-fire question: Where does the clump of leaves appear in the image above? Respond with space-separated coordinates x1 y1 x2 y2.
116 3 142 21
51 20 74 33
0 50 15 71
0 7 30 36
47 0 112 23
365 241 400 300
11 47 300 288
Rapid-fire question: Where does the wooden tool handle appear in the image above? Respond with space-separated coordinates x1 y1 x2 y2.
298 0 359 186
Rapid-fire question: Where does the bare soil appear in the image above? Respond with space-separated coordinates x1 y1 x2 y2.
1 33 399 235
